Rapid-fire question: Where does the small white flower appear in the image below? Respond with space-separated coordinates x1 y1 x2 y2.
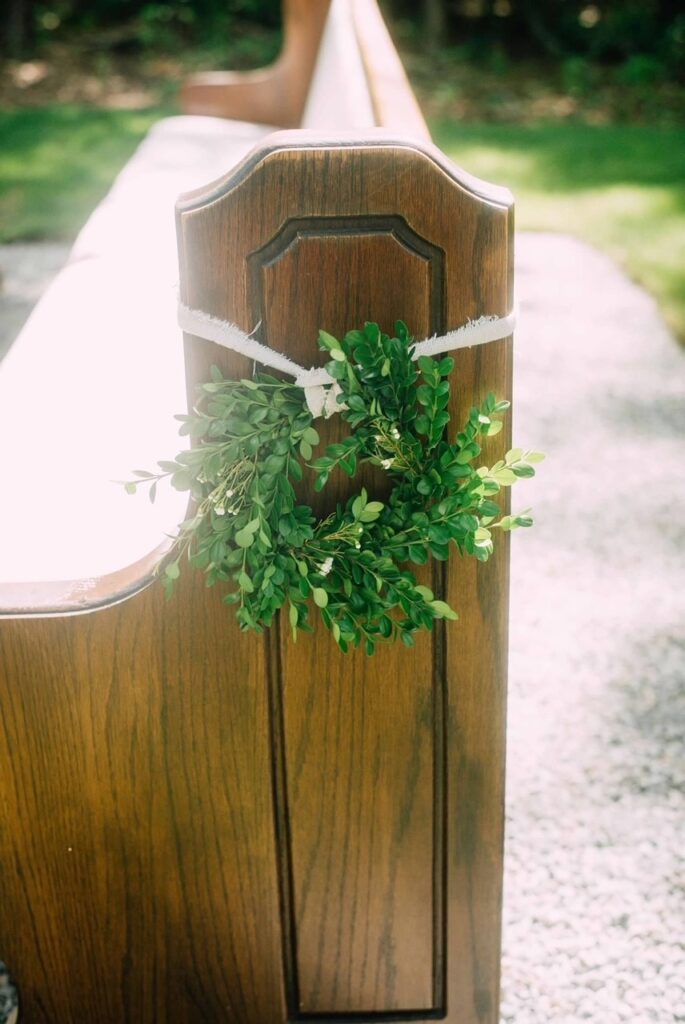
318 556 334 577
381 457 394 469
226 488 235 498
215 506 225 516
391 426 400 440
355 541 361 549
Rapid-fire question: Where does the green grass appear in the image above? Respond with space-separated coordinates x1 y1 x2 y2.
0 105 169 242
1 107 684 341
433 120 685 341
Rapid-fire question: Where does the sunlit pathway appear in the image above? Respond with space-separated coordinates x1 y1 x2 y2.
505 233 685 1024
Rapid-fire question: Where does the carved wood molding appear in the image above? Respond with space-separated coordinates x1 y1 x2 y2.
249 214 445 346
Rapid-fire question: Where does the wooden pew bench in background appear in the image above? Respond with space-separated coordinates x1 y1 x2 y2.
0 2 514 1022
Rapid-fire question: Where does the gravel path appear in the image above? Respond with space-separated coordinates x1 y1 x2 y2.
0 243 70 360
1 234 683 1021
506 234 685 1024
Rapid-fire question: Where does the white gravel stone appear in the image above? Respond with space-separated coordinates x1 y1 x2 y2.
0 242 69 359
505 233 685 1023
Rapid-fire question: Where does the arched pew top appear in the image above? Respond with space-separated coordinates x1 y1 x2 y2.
176 130 513 217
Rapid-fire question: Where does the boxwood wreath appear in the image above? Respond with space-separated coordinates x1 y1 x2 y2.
126 321 542 655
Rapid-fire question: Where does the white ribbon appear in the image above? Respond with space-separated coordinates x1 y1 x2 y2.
178 301 516 419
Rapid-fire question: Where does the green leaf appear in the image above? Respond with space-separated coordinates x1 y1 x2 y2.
319 330 342 351
171 470 192 491
359 500 383 523
312 587 328 608
238 571 254 593
352 489 368 518
264 454 286 473
408 544 428 564
165 561 180 580
430 600 458 621
484 419 503 437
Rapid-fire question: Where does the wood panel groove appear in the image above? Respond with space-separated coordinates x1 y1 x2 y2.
267 625 303 1020
431 558 448 1016
249 214 445 357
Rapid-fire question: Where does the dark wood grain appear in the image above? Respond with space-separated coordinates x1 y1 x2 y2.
0 573 288 1023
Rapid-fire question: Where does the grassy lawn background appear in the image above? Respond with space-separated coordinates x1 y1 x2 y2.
434 121 685 342
0 105 167 241
0 104 684 341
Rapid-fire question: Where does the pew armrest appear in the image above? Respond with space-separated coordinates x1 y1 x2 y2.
180 0 331 127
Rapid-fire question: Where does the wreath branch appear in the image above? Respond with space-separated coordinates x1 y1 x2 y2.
125 321 542 655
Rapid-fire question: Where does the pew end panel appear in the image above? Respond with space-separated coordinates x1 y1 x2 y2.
176 130 514 1021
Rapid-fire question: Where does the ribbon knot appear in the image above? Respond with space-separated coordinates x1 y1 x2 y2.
294 368 345 418
177 301 517 420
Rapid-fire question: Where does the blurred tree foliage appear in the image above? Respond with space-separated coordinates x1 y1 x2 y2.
404 0 685 77
2 0 281 56
3 0 684 81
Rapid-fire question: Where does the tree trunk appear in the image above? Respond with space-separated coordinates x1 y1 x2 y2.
424 0 447 53
4 0 29 57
